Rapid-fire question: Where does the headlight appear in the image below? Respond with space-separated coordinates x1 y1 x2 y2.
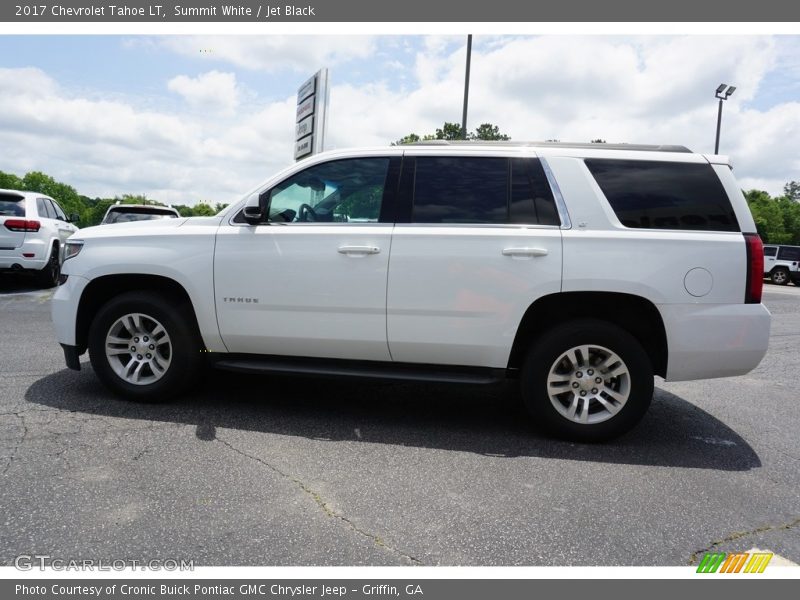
64 240 84 261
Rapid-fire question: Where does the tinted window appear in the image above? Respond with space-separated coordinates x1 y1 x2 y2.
510 158 560 226
0 196 24 217
585 159 738 232
49 200 67 220
37 198 55 219
413 157 507 223
778 246 800 261
266 158 390 223
764 246 777 257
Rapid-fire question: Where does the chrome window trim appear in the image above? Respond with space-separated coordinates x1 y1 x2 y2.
539 157 572 230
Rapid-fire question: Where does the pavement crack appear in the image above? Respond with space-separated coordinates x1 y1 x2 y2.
215 435 422 565
2 412 30 475
688 517 800 564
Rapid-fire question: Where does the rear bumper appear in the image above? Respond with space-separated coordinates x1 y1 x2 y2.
0 239 49 271
660 302 771 381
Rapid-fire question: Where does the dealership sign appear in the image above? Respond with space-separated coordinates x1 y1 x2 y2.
294 69 329 160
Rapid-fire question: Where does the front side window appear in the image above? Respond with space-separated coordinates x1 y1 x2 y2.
266 158 390 223
49 199 67 221
585 159 739 232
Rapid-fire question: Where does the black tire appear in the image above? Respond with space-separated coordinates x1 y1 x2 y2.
770 267 790 286
34 243 60 288
520 319 654 442
88 291 202 402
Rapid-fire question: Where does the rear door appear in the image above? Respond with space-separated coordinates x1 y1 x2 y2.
0 192 29 250
386 152 563 368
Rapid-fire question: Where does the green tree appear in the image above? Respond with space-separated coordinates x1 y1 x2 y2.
0 170 23 190
745 190 792 244
191 203 216 217
393 122 510 144
472 123 510 141
783 181 800 203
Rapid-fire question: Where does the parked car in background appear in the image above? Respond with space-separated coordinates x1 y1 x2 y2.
763 244 800 285
101 203 181 225
0 189 79 287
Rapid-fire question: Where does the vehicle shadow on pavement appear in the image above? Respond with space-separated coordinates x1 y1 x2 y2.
0 273 51 294
26 368 761 471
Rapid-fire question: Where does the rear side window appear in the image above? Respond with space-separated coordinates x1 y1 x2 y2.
585 159 739 232
764 246 777 257
37 198 55 219
413 157 507 223
0 195 25 216
778 246 800 261
412 157 560 225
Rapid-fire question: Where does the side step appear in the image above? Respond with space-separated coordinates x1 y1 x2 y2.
212 355 506 385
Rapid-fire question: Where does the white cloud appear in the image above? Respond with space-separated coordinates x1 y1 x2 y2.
0 36 798 205
167 70 240 115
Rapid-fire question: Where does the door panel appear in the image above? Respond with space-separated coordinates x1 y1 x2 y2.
214 224 392 360
387 226 562 367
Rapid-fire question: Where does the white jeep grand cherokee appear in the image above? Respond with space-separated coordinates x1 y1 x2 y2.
51 142 771 441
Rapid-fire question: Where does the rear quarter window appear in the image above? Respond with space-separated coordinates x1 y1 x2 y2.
585 159 739 232
778 246 800 261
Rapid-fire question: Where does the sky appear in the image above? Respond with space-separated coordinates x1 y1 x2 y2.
0 34 798 205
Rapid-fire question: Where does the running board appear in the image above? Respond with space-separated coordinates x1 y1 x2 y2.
212 355 506 385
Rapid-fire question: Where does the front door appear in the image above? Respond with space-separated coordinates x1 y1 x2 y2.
214 156 397 361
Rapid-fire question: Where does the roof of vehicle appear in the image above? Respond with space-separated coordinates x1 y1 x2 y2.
0 188 43 199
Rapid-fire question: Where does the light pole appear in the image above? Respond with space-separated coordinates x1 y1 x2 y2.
714 83 736 154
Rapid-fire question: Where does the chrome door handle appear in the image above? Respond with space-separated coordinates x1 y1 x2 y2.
338 245 381 256
502 247 549 258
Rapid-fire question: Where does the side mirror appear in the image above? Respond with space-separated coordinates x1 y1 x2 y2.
68 213 80 224
243 191 269 225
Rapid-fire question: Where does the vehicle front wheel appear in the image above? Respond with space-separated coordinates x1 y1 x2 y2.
88 291 202 401
520 319 654 442
771 267 790 285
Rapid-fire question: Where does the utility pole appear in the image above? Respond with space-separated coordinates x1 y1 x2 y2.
461 34 472 140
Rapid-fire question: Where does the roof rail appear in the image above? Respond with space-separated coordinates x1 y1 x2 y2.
406 140 693 153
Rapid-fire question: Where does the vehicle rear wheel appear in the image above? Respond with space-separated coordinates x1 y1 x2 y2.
771 267 790 285
520 319 654 442
88 291 202 401
34 244 60 288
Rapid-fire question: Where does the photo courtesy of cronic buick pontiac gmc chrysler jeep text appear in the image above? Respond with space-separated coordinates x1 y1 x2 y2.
50 142 771 441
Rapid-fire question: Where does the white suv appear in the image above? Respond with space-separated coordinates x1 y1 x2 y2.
51 143 771 441
763 244 800 285
1 189 79 287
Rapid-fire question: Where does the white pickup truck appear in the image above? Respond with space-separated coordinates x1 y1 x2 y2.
51 142 771 441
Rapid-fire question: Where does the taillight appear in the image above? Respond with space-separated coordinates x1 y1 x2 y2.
4 219 41 232
743 232 763 304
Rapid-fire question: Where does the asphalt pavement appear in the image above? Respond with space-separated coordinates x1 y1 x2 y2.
1 276 798 566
